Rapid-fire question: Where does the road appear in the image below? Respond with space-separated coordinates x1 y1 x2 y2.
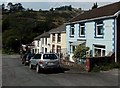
2 55 119 87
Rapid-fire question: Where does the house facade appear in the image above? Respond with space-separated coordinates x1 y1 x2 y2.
31 32 50 54
66 2 120 62
40 32 50 53
49 25 67 57
32 36 42 54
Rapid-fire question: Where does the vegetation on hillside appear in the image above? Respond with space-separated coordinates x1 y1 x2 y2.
2 2 83 53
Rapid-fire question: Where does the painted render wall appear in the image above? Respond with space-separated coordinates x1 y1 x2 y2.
86 19 115 56
41 38 50 53
61 32 67 55
66 24 77 55
32 40 41 54
50 33 67 54
66 18 115 57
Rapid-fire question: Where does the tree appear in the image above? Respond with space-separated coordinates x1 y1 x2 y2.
7 2 13 12
68 5 72 11
92 2 98 9
73 45 89 59
2 3 5 11
50 8 54 11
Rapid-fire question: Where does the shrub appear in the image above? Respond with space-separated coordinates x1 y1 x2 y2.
73 45 89 59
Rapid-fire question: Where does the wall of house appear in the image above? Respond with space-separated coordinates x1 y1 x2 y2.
41 38 50 53
66 24 78 62
66 24 77 55
50 33 60 53
61 32 67 55
86 19 115 56
66 18 115 59
50 32 67 54
32 40 41 54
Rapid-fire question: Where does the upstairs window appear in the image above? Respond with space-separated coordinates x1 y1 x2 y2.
45 38 47 45
42 38 44 45
52 33 55 42
95 21 104 38
37 40 39 47
57 33 61 43
70 24 74 37
79 23 85 37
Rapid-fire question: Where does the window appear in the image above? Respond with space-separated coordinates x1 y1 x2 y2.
57 46 61 53
52 33 55 42
33 54 41 59
70 24 74 37
72 46 76 52
94 45 106 57
37 41 39 47
70 45 75 53
42 47 44 53
95 21 104 37
79 23 85 37
45 38 47 45
43 54 57 59
42 38 44 44
57 33 61 43
52 45 55 53
45 48 47 53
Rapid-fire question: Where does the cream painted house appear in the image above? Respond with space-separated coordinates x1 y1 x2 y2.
49 25 67 57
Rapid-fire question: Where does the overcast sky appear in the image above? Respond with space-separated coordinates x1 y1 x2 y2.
1 0 119 11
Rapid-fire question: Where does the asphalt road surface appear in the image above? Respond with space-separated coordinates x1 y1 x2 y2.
2 55 119 87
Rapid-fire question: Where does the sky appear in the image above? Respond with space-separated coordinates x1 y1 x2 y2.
0 0 120 11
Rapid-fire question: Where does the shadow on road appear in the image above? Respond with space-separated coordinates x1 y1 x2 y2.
39 67 70 74
41 67 70 74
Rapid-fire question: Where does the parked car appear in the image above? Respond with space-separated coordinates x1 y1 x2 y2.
22 53 34 65
29 53 60 73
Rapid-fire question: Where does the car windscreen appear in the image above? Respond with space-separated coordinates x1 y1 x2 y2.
43 54 57 59
33 54 41 59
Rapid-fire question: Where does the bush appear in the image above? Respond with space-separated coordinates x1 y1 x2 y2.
91 62 120 72
73 45 89 59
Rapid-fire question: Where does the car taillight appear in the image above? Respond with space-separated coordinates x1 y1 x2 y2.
39 60 43 64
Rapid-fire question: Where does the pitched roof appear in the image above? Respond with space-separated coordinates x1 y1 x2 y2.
34 32 50 40
69 2 120 23
49 24 66 33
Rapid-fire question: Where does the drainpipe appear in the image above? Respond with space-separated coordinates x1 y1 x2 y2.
115 12 119 63
115 17 117 63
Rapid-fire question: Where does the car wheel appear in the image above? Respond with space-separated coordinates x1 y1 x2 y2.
29 63 33 69
22 61 24 64
36 65 40 73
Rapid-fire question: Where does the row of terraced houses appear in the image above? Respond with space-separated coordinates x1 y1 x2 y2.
30 2 120 62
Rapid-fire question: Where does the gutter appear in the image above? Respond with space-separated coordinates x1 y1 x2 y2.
65 15 115 25
64 10 120 25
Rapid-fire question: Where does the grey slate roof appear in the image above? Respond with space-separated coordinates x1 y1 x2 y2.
34 32 50 40
49 24 66 33
68 1 120 23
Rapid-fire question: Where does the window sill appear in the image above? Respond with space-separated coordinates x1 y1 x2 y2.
79 35 85 38
94 36 104 38
69 36 74 38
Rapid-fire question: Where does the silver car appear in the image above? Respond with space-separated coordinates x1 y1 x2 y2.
29 53 60 73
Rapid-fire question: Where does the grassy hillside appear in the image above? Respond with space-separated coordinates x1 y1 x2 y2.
2 6 83 53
